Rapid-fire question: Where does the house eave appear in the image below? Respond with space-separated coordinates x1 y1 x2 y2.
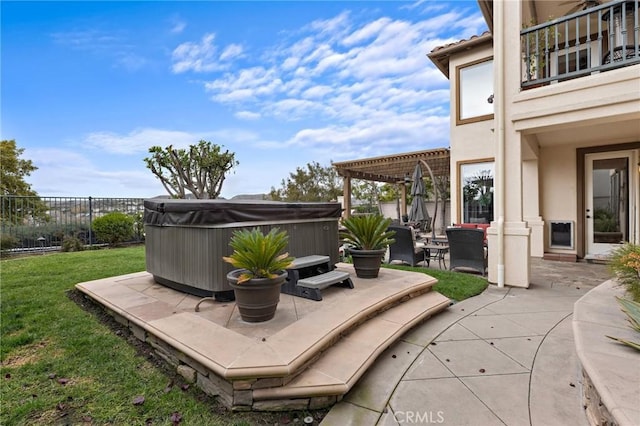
427 32 493 79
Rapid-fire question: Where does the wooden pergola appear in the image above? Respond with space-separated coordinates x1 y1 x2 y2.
332 148 450 218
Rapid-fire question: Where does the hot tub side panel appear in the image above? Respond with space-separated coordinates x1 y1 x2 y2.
145 219 339 296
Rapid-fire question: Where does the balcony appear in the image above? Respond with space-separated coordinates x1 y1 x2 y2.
521 0 639 89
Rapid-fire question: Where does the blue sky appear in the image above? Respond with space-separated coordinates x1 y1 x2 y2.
1 1 487 198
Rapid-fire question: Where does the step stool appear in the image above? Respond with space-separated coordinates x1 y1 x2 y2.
282 255 353 301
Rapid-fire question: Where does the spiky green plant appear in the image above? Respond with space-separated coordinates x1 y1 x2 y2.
339 214 395 250
222 228 294 284
606 297 640 351
607 243 640 302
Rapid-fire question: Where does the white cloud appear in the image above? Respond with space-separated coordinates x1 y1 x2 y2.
27 148 163 197
170 4 482 191
115 52 147 71
171 20 186 34
301 85 333 99
84 128 204 154
267 98 326 120
308 10 351 41
50 29 120 50
341 17 391 46
172 33 219 73
235 110 261 120
220 43 243 61
205 66 284 101
50 28 147 72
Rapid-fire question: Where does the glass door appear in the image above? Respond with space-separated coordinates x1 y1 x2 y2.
585 151 634 257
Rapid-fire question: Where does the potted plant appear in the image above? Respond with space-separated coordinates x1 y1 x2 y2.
522 18 557 83
340 214 395 278
223 227 294 322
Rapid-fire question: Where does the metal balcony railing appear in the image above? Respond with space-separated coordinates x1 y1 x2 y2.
521 0 639 88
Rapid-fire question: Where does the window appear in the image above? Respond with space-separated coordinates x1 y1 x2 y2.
557 48 589 75
460 161 494 224
456 58 494 125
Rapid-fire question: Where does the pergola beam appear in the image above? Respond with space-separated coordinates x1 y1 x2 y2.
333 148 450 218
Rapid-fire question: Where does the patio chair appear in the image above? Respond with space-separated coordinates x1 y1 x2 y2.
387 226 430 267
446 228 487 276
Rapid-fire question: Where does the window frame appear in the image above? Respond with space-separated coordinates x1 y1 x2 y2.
455 57 494 125
457 158 495 224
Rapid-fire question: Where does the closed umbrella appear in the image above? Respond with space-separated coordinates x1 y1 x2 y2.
408 163 430 230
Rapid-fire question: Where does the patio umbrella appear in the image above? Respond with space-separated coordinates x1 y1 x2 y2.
408 163 430 230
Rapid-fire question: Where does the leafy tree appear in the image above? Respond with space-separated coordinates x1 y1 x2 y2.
351 180 380 213
144 140 238 199
1 140 47 224
269 161 342 202
378 183 401 202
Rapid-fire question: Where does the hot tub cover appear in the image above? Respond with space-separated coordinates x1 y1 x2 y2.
144 199 342 226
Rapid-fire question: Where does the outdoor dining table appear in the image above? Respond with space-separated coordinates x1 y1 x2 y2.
416 237 449 270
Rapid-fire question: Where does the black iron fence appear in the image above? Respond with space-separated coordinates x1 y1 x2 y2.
1 196 146 253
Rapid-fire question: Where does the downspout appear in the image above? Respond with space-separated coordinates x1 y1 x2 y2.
495 0 506 288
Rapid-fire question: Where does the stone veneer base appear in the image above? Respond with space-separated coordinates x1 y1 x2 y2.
76 268 450 411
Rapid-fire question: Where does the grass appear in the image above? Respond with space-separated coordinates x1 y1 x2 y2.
0 247 318 425
382 264 488 301
1 246 487 425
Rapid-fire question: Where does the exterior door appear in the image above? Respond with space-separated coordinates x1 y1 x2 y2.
585 151 636 257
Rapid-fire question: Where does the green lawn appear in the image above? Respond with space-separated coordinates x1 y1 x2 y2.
382 264 488 301
0 247 318 425
1 246 486 425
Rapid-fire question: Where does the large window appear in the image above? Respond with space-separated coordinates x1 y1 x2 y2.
460 161 494 224
456 58 494 125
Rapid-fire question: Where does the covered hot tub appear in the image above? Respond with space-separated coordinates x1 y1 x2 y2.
144 199 342 299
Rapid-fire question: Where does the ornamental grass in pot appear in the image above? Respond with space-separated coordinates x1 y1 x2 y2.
340 214 395 278
223 228 294 322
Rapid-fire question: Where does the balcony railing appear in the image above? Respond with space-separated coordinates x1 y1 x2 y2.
521 0 639 88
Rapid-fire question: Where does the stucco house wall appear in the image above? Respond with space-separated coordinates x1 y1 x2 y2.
430 0 640 287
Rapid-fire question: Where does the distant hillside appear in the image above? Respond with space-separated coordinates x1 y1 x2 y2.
149 194 267 200
230 194 268 200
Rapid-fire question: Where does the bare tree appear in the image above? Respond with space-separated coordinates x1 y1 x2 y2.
144 140 238 199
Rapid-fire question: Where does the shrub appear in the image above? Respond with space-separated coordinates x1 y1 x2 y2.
92 212 134 247
1 234 18 251
608 243 640 302
132 212 145 241
594 208 618 232
606 297 640 352
61 235 84 252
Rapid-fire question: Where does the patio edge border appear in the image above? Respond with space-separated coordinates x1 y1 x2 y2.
573 279 640 426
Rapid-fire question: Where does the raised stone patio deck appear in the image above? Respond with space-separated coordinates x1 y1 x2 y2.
75 264 450 411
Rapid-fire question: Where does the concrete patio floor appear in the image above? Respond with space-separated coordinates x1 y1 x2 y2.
321 258 614 426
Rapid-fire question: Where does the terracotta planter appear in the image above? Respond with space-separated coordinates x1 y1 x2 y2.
349 248 386 279
227 270 287 322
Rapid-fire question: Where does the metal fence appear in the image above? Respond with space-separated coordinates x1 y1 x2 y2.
1 196 146 253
